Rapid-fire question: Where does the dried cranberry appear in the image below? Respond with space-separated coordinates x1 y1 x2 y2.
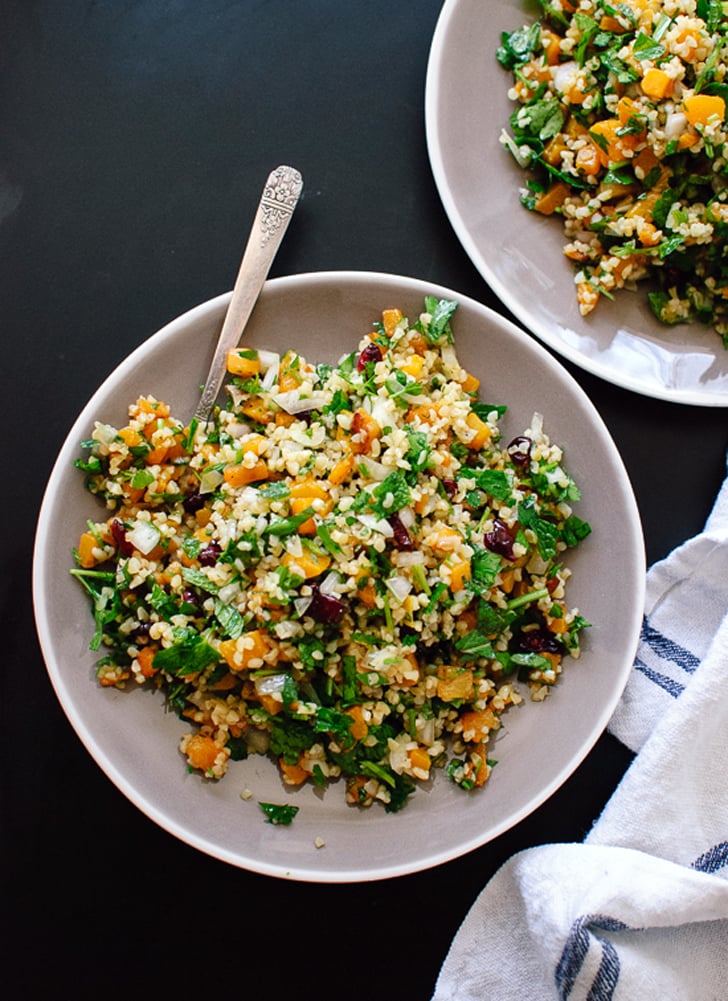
110 518 134 557
357 342 383 371
388 512 413 550
484 518 516 560
181 588 201 609
132 621 151 640
507 436 532 467
308 585 346 625
199 540 221 566
513 627 561 655
183 491 205 514
441 478 457 498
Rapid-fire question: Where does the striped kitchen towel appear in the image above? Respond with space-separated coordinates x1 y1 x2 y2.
432 460 728 1001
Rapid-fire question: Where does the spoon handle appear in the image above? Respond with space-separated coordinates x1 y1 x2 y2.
194 164 303 422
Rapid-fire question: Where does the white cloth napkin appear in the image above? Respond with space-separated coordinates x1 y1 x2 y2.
433 462 728 1001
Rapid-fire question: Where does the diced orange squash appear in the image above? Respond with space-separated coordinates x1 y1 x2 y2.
471 743 490 787
465 411 491 450
678 132 701 150
448 559 471 593
118 427 143 448
278 350 302 392
226 348 260 377
223 459 269 488
219 629 271 671
239 434 267 456
136 645 158 678
346 705 369 742
589 117 641 167
460 709 499 742
145 444 169 465
541 133 568 168
356 577 377 608
279 755 309 785
641 67 673 100
683 93 726 126
436 665 474 702
632 146 662 181
240 398 274 424
460 372 480 394
425 525 462 552
575 143 602 177
400 355 424 378
78 531 101 568
258 693 284 715
328 454 355 486
350 408 382 453
382 307 403 337
185 733 221 772
132 397 170 418
540 26 561 64
290 478 329 501
534 181 571 216
408 746 431 775
289 497 317 535
281 546 331 579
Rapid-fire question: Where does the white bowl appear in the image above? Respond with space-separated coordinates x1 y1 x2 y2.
426 0 728 406
33 271 645 882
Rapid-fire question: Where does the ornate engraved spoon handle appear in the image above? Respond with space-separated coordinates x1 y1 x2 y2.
194 165 303 422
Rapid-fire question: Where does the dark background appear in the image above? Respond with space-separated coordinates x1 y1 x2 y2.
2 3 726 999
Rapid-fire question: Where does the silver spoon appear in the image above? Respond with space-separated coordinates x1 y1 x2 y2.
193 164 303 423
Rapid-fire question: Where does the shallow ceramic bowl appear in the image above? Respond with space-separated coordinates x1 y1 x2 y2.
425 0 728 405
33 271 645 882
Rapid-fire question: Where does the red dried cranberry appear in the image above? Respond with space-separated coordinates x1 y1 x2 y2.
308 585 346 625
199 541 221 566
513 627 561 655
357 342 383 371
388 512 413 550
484 518 516 560
111 518 134 557
181 588 202 609
441 478 457 498
183 491 205 514
507 436 532 467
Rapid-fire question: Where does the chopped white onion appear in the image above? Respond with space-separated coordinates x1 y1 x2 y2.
393 549 425 567
254 673 288 696
199 467 224 494
357 513 394 537
257 349 280 370
385 575 412 604
217 582 241 605
398 505 415 528
357 456 391 481
319 571 344 596
272 390 329 414
293 595 312 617
126 520 161 555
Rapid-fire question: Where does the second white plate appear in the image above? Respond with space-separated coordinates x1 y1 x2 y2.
425 0 728 406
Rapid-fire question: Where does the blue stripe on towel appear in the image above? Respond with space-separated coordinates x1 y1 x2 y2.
640 619 700 673
633 655 685 698
555 915 630 1000
692 842 728 874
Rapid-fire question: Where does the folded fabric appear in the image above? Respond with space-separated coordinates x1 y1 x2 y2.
432 461 728 1001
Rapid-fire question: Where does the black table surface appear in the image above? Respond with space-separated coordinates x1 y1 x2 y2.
3 3 727 999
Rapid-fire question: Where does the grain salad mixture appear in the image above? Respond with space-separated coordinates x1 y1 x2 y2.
71 297 591 813
498 0 728 344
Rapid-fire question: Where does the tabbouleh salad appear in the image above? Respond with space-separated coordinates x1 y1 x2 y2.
72 297 591 813
498 0 728 344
